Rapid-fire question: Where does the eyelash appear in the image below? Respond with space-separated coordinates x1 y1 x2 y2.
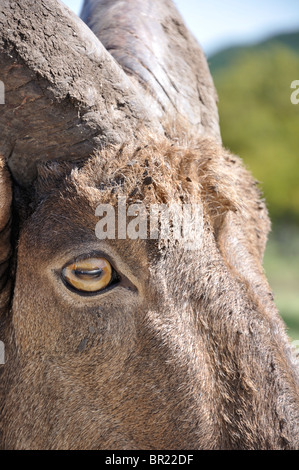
61 256 121 296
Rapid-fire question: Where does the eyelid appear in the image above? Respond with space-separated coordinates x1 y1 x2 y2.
59 251 138 296
61 256 115 295
62 251 117 271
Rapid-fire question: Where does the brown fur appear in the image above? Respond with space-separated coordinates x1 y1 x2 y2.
0 136 298 449
0 156 12 321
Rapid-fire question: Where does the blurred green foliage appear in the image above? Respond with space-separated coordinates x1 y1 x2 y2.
263 227 299 341
209 31 299 224
209 32 299 341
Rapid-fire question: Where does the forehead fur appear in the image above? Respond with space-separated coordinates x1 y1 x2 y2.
35 135 259 226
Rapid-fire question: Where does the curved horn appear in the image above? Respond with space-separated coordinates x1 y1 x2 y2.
0 0 162 186
81 0 221 141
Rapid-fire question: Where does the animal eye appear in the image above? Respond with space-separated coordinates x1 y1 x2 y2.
62 257 118 294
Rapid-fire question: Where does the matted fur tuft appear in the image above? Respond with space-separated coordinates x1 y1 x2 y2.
35 133 270 245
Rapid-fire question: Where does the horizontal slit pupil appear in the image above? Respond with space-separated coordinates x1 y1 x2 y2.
73 269 103 279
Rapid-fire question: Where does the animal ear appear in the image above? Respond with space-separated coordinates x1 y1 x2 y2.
194 139 272 301
81 0 220 141
0 0 163 187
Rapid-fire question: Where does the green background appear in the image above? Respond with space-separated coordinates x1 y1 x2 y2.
209 31 299 341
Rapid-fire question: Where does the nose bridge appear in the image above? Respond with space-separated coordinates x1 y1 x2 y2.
138 281 220 447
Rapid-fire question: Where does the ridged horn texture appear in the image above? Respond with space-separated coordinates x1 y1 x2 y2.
0 0 163 186
81 0 220 142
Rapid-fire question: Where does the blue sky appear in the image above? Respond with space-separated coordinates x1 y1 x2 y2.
62 0 299 55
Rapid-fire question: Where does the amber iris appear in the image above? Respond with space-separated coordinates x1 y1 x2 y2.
62 257 112 293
